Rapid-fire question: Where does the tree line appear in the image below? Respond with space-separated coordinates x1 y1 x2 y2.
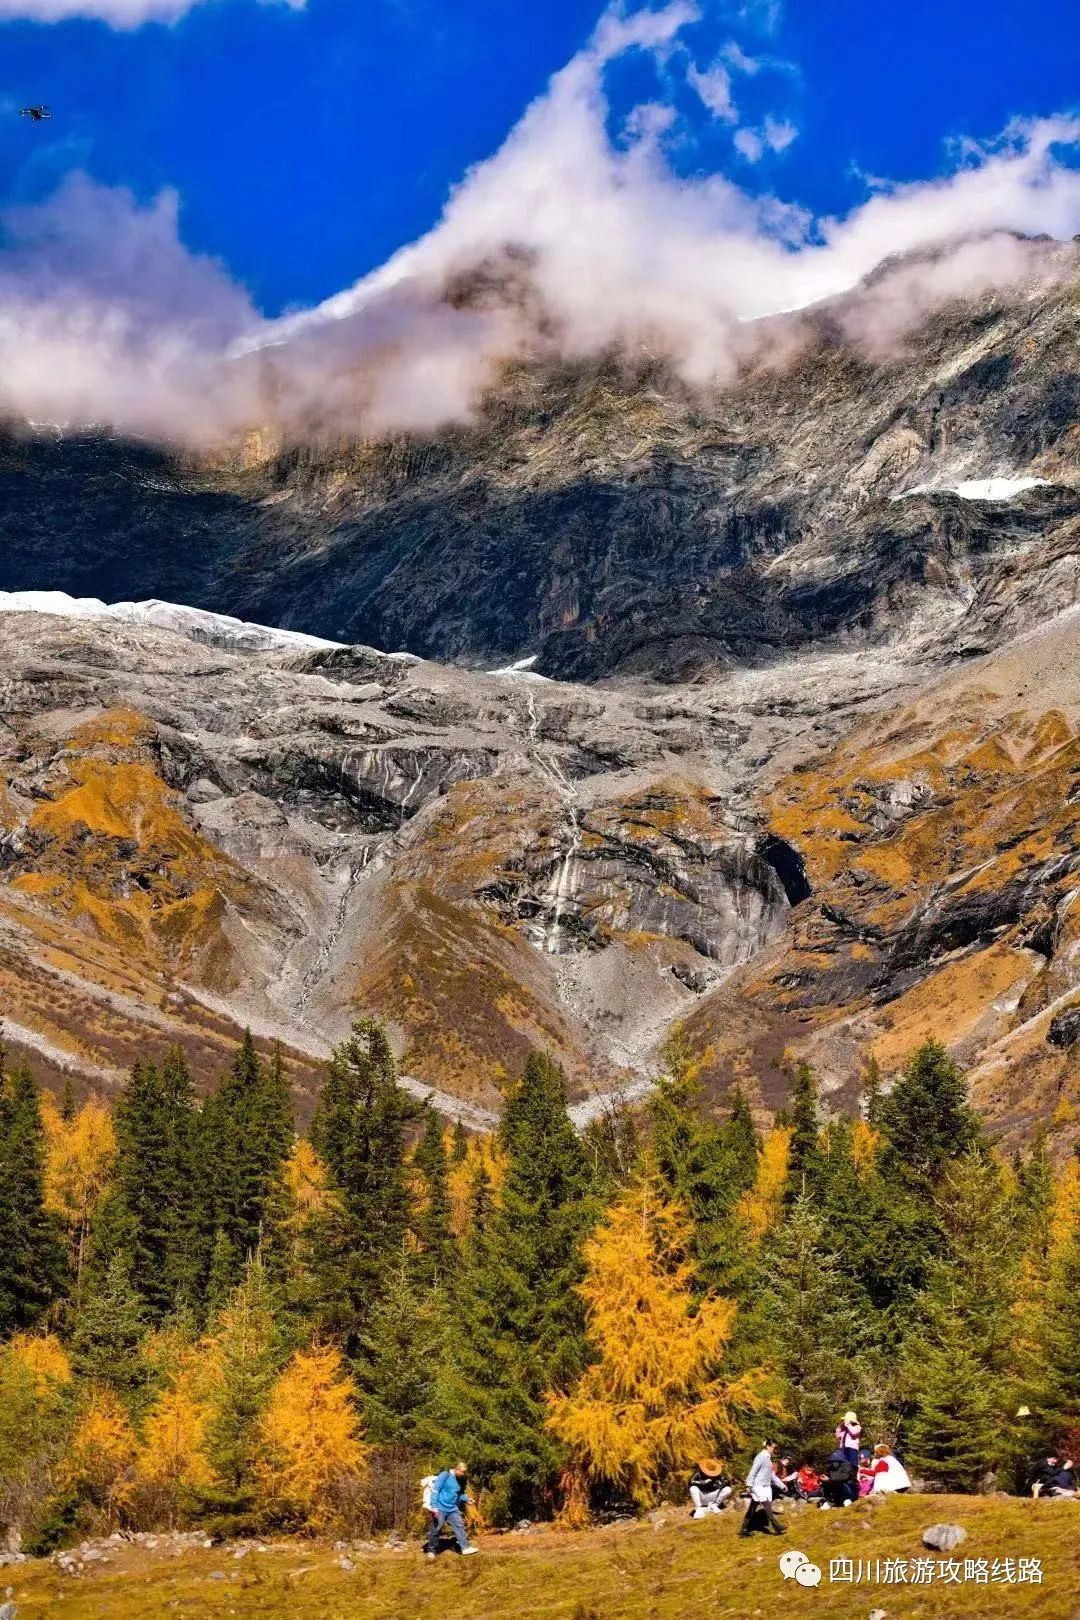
0 1020 1077 1549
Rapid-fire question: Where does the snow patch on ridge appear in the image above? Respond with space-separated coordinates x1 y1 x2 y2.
893 476 1052 502
0 591 340 654
489 652 553 682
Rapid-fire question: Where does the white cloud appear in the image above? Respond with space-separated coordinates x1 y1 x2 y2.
0 3 1079 444
0 175 260 442
733 126 763 161
722 39 761 74
0 0 301 27
257 15 1080 400
688 60 737 122
762 113 797 152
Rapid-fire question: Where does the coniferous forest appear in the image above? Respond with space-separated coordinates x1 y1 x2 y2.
0 1019 1077 1552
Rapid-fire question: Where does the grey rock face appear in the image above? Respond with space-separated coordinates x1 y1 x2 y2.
0 608 912 1093
1047 1007 1080 1049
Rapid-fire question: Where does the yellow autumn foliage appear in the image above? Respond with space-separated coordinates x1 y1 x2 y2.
61 1388 138 1512
850 1118 880 1177
547 1169 767 1508
448 1134 505 1239
1049 1154 1080 1261
40 1093 116 1276
256 1345 367 1530
6 1333 72 1406
137 1372 217 1492
282 1138 336 1224
735 1124 792 1243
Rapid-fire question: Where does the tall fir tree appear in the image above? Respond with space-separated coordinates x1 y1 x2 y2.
204 1253 284 1495
92 1048 203 1319
903 1309 1003 1492
872 1041 983 1316
648 1035 758 1296
878 1040 980 1190
746 1196 876 1455
435 1051 595 1522
411 1106 455 1286
901 1153 1018 1487
1030 1215 1080 1442
721 1083 760 1194
304 1021 415 1347
785 1062 824 1196
72 1251 147 1407
0 1054 67 1333
201 1033 293 1295
361 1265 448 1453
810 1119 895 1319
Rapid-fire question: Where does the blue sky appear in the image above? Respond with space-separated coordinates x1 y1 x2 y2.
0 0 1077 318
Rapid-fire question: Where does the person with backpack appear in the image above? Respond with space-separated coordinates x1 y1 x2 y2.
424 1462 479 1558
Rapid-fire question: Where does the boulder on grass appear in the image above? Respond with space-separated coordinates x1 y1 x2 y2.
922 1524 967 1553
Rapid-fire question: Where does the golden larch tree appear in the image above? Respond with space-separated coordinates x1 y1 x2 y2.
6 1333 72 1405
41 1092 116 1282
61 1388 138 1520
256 1345 367 1531
137 1369 217 1497
850 1118 880 1178
546 1168 766 1509
1050 1155 1080 1261
448 1132 505 1239
735 1123 792 1244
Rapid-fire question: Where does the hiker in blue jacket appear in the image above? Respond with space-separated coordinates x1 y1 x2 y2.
425 1462 479 1558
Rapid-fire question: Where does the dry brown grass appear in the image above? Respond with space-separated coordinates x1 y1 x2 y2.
5 1495 1078 1619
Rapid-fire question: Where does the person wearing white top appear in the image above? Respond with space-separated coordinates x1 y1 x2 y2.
869 1445 912 1493
740 1441 787 1536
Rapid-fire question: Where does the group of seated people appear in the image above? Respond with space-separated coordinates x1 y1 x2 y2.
688 1412 911 1521
689 1442 1079 1519
688 1444 911 1517
783 1443 912 1507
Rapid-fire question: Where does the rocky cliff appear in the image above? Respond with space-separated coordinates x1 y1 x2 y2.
0 254 1077 1147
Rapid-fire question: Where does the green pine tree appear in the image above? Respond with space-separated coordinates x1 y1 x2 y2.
412 1106 456 1286
204 1253 284 1492
869 1041 984 1316
648 1034 757 1295
60 1077 77 1124
205 1227 242 1321
0 1054 67 1333
903 1311 1003 1492
901 1153 1018 1488
861 1054 884 1126
435 1051 596 1522
1031 1218 1080 1439
306 1022 416 1342
720 1083 760 1194
362 1265 448 1452
785 1062 824 1196
747 1197 876 1456
72 1251 147 1406
201 1032 293 1276
879 1040 980 1190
